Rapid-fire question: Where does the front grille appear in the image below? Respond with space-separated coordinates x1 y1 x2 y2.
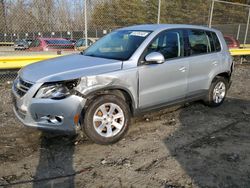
13 77 33 97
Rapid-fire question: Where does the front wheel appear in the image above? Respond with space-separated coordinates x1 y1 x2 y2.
83 95 130 145
204 77 228 107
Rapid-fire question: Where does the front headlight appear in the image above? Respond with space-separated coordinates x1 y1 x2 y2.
35 79 79 99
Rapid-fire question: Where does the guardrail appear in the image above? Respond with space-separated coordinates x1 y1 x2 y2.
240 44 250 48
0 48 249 70
229 48 250 56
0 55 61 69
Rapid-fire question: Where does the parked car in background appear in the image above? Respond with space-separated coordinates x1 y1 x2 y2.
12 24 233 144
28 38 74 51
224 35 240 49
26 39 33 45
65 38 77 44
74 38 95 51
14 39 30 50
69 39 77 44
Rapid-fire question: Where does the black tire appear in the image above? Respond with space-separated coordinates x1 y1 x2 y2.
83 95 130 145
204 76 228 107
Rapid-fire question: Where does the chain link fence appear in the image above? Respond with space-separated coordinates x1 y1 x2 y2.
0 0 250 82
1 0 250 42
210 0 250 44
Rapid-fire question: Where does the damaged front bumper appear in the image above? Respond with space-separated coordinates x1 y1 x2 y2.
12 80 86 134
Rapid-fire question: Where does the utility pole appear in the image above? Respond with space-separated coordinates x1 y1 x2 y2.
208 0 215 28
157 0 161 24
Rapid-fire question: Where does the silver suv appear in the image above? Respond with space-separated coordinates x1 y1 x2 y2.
12 24 233 144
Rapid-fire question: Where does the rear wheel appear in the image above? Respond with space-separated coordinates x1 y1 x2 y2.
204 77 228 107
83 95 130 145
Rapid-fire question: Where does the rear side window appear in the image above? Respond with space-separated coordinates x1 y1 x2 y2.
211 32 221 52
146 29 184 59
187 30 210 55
206 31 215 52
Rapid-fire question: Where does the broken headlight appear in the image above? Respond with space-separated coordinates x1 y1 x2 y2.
35 79 80 99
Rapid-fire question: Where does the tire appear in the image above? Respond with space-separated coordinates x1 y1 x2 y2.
83 95 130 145
204 77 228 107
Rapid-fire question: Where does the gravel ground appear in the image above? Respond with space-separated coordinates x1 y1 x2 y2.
0 65 249 188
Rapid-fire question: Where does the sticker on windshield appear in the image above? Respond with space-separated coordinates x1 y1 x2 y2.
130 31 150 37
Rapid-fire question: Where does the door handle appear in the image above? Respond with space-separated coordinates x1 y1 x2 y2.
179 66 187 72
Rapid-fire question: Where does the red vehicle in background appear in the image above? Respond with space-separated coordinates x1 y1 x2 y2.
223 35 240 49
28 38 74 51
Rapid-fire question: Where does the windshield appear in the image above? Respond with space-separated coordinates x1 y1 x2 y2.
83 30 151 60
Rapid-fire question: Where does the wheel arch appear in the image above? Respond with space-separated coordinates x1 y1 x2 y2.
206 70 232 92
82 86 136 116
213 71 232 83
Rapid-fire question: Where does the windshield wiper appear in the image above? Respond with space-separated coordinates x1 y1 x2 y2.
81 53 125 61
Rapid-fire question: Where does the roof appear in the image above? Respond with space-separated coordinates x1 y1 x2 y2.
118 24 219 32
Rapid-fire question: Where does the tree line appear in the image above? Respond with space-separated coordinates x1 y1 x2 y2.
0 0 250 34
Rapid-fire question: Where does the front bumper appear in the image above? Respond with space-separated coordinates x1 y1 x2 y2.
12 88 86 134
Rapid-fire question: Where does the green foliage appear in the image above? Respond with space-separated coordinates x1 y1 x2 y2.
90 0 211 28
91 0 149 28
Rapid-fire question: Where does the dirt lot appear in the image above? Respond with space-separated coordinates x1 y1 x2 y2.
0 65 249 188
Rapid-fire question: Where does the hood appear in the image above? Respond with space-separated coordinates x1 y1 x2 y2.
19 54 123 83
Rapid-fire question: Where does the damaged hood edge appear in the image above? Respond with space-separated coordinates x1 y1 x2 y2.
18 54 123 83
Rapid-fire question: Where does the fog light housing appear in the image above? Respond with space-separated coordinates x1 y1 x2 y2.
40 115 64 125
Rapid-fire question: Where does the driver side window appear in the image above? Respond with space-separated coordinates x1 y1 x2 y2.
146 29 184 60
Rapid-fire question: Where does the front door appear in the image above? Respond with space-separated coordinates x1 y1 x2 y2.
138 29 189 109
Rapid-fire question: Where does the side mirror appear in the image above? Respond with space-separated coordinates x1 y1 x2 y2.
145 52 165 64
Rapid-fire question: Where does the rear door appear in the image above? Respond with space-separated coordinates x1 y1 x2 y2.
186 29 221 97
138 29 189 109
